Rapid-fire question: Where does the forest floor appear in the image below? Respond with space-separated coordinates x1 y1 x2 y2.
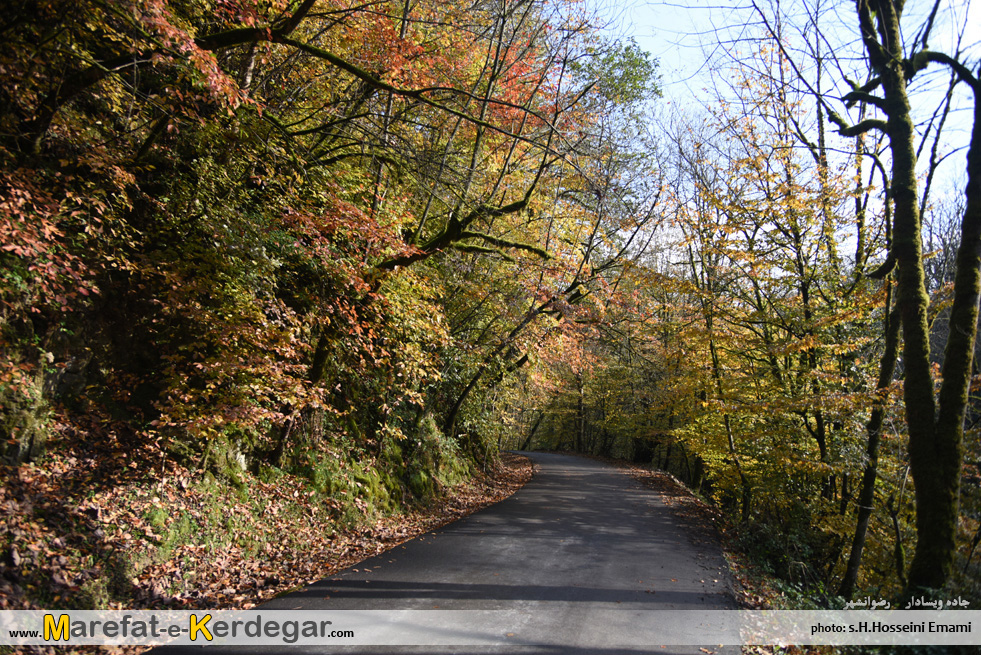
1 436 532 613
1 441 532 654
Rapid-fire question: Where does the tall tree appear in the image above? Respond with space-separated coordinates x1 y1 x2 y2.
750 0 981 593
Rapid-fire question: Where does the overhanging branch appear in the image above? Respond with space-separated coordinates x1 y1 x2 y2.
460 231 550 259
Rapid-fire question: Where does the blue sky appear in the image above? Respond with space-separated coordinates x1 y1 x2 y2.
594 0 979 102
589 0 980 194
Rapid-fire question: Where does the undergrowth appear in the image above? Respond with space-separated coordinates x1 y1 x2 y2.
0 415 525 612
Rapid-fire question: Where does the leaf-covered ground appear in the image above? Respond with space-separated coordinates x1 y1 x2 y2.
1 424 532 619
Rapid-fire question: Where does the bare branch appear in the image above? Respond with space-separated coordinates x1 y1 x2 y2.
918 51 981 93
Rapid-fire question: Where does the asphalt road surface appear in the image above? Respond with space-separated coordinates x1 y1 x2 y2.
155 452 739 654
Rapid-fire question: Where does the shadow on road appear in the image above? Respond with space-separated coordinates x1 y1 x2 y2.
151 452 738 654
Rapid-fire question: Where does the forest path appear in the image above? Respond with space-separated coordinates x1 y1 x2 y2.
156 452 738 654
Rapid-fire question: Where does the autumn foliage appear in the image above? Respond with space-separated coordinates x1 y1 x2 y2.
506 29 981 607
3 0 978 616
0 0 660 609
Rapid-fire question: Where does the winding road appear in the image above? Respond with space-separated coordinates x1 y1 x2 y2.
157 452 739 654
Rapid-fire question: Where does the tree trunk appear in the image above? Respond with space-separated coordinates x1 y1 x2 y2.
851 0 952 594
839 292 901 598
909 84 981 591
520 412 544 451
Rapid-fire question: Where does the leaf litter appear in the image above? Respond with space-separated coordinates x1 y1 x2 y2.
1 422 533 655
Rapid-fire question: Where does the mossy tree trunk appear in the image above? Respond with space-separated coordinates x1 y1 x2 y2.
845 0 981 593
755 0 980 596
922 67 981 590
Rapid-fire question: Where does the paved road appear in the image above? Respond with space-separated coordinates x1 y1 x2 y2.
157 452 739 654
